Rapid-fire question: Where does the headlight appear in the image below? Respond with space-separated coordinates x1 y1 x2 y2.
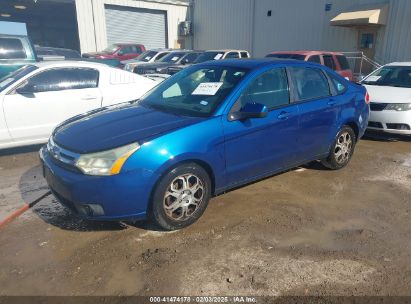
385 103 411 111
75 142 140 176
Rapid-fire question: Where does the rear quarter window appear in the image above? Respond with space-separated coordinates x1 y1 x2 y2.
0 38 27 59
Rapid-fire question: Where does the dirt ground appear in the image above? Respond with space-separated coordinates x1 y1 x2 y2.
0 133 410 297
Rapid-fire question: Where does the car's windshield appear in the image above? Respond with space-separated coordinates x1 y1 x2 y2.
362 66 411 88
194 52 225 63
266 54 306 60
137 50 158 62
160 52 186 63
140 65 248 117
103 44 120 53
0 65 37 92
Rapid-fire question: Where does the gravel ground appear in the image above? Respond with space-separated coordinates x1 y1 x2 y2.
0 133 410 296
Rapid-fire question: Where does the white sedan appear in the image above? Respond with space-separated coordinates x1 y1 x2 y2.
362 62 411 135
0 61 157 149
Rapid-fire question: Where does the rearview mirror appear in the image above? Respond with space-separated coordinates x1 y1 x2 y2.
229 102 268 121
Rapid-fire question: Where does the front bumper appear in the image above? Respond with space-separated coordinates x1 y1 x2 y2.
367 109 411 135
39 146 157 221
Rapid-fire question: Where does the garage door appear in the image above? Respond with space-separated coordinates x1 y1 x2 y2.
105 5 167 49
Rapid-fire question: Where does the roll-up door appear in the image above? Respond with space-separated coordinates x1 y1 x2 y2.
105 5 167 49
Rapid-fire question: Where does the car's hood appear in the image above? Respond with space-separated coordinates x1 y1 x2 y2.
83 52 113 58
53 103 203 153
124 61 152 67
138 62 174 69
121 58 141 64
364 85 411 104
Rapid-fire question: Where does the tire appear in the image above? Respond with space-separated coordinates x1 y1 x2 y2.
321 126 356 170
150 162 211 231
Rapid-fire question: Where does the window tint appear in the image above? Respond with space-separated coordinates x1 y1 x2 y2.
290 67 330 101
307 55 321 64
0 38 26 59
323 55 336 70
235 68 289 110
20 68 99 93
336 55 350 70
225 52 240 59
240 52 249 58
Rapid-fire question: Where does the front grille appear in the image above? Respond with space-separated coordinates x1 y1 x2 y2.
47 138 81 172
133 67 146 75
168 68 182 75
370 102 388 111
368 121 383 128
386 123 411 130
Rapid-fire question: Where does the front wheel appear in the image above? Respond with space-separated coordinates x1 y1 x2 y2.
321 126 356 170
150 163 211 230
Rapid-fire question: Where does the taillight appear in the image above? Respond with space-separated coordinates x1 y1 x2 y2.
365 91 370 104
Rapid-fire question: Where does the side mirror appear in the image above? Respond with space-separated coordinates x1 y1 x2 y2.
229 102 268 121
16 84 35 95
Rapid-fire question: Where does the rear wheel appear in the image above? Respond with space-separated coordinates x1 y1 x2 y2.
150 163 211 230
321 126 356 170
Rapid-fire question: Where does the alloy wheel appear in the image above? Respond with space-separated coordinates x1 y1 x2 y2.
334 131 353 164
163 174 205 221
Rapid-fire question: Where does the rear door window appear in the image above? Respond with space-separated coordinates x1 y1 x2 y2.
307 55 321 64
336 55 350 70
323 55 336 70
240 52 249 58
19 68 99 93
0 38 26 59
290 67 331 101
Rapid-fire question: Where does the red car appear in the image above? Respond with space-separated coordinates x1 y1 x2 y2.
266 51 353 81
82 43 145 61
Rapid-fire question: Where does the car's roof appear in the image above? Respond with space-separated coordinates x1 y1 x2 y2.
269 50 344 56
32 60 110 69
198 58 308 69
385 62 411 67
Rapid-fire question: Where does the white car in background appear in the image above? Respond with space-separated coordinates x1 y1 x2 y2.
122 49 173 72
362 62 411 135
0 61 157 149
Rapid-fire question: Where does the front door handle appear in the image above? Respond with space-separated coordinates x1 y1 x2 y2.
278 111 289 120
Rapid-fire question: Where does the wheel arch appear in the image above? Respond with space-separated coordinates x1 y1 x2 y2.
344 121 359 142
150 158 217 206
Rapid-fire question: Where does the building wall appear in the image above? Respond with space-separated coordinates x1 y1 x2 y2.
193 0 411 63
75 0 190 53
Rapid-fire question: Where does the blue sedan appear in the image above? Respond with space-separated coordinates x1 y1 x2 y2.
40 59 369 230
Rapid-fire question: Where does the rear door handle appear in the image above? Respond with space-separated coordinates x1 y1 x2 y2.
327 99 337 106
81 95 98 101
278 111 289 120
